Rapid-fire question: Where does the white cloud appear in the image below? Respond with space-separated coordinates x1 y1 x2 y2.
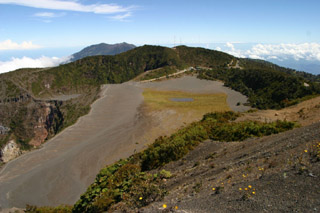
223 42 245 58
0 40 41 50
0 56 69 74
34 12 65 18
34 12 56 18
223 42 320 62
225 42 235 51
109 12 132 21
33 12 66 22
0 0 133 14
267 55 278 60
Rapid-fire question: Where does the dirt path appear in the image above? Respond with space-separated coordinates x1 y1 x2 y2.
227 59 242 69
0 82 147 208
139 68 191 83
37 94 81 101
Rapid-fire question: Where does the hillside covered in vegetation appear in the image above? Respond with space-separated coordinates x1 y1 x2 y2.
1 44 319 153
198 68 320 109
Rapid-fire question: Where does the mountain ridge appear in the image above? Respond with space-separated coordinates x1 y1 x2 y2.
70 42 136 62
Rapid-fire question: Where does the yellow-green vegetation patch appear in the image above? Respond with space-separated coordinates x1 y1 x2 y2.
143 88 230 115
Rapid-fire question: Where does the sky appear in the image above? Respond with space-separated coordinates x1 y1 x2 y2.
0 0 320 74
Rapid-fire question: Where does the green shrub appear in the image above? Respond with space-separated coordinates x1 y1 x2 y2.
198 68 320 109
159 169 172 179
25 204 72 213
206 120 296 142
73 159 165 212
140 123 208 171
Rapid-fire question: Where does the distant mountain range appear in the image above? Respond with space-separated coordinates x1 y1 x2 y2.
70 42 136 62
267 58 320 75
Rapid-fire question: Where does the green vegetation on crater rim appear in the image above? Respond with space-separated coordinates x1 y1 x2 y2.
198 68 320 109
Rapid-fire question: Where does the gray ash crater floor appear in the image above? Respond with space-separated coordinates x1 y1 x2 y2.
0 76 250 209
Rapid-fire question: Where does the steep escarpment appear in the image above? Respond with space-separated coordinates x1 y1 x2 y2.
0 97 76 160
0 98 57 161
0 140 21 163
0 76 99 162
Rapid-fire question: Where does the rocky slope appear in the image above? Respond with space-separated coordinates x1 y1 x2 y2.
0 97 68 161
0 75 99 163
0 140 21 163
141 122 320 212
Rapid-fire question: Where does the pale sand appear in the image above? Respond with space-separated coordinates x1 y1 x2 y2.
0 76 249 209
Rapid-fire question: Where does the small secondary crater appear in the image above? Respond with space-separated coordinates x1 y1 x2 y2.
170 98 194 102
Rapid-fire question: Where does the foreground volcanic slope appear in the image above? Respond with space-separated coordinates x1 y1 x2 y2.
138 96 320 212
141 121 320 212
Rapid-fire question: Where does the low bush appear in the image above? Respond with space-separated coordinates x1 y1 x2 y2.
25 204 72 213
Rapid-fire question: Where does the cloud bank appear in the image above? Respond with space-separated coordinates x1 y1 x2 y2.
0 0 133 14
0 56 69 74
0 40 41 50
222 43 320 62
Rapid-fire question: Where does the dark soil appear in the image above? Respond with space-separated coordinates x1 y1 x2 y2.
140 122 320 212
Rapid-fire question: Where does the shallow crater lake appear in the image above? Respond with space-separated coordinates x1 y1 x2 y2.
170 98 194 102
